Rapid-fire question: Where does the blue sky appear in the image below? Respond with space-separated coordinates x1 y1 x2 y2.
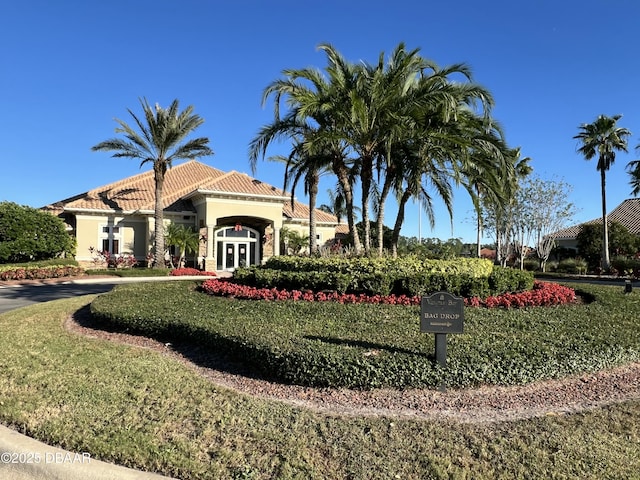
2 0 639 243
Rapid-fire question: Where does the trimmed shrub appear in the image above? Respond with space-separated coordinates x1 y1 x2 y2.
556 258 588 275
235 255 504 297
610 256 640 278
0 202 75 263
0 264 84 281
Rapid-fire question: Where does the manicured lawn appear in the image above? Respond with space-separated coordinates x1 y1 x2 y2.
90 281 640 389
0 287 639 478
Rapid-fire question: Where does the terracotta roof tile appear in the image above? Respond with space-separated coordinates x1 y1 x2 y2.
44 161 345 232
553 198 640 239
46 160 227 212
199 171 288 198
283 200 341 224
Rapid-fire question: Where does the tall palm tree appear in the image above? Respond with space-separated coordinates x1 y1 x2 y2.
266 135 331 253
574 114 631 270
92 98 213 268
326 42 426 254
249 59 363 253
365 45 498 256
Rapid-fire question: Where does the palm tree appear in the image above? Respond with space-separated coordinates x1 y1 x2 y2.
574 114 631 270
359 44 498 256
267 136 331 253
92 98 213 268
319 187 347 222
627 142 640 196
165 223 200 268
249 59 363 253
325 43 423 254
252 43 499 257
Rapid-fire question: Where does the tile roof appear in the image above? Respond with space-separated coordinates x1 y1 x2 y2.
197 170 288 198
553 198 640 239
45 160 228 213
43 160 346 229
283 200 340 224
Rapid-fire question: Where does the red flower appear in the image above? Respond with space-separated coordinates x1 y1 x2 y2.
200 279 576 309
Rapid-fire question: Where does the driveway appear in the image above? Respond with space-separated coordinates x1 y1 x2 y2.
0 275 219 315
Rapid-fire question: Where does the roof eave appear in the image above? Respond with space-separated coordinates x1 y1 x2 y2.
189 189 291 202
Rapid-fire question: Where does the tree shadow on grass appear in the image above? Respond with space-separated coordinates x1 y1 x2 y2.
303 335 427 358
70 305 276 383
71 306 437 387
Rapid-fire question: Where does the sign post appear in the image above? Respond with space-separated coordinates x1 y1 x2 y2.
420 291 464 389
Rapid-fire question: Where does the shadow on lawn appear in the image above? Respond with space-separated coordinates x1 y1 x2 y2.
71 306 438 387
303 335 424 357
71 305 278 383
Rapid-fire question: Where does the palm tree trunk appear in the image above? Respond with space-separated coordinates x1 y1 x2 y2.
601 169 610 270
153 164 166 269
475 184 483 257
391 190 412 258
360 157 373 255
308 173 319 253
376 174 394 256
476 214 482 258
333 157 361 254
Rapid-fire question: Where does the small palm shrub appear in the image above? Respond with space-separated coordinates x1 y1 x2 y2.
556 258 588 274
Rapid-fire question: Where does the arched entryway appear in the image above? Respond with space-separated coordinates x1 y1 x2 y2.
215 225 260 271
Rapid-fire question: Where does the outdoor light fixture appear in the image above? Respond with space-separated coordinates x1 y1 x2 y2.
625 280 633 294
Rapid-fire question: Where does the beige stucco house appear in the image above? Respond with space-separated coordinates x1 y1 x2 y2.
44 160 346 271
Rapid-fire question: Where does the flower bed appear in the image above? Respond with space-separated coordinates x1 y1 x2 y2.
170 267 217 276
0 265 85 281
200 279 575 308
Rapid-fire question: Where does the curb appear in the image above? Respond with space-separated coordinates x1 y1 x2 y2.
0 425 174 480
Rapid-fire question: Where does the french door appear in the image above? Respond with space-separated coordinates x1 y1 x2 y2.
215 227 258 271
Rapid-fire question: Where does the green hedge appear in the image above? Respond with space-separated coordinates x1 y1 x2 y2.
263 255 494 277
234 256 532 297
0 258 78 271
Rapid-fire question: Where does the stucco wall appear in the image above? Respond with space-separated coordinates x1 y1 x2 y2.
202 197 284 228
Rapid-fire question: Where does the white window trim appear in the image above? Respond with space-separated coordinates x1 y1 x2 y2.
99 224 122 255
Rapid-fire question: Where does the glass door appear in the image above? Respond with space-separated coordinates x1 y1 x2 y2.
225 243 236 270
215 227 260 271
238 242 248 268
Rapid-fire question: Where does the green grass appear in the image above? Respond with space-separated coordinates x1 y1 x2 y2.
85 267 172 277
90 281 640 389
0 295 639 478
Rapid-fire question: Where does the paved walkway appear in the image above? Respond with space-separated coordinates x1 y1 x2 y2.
0 273 228 480
0 424 174 480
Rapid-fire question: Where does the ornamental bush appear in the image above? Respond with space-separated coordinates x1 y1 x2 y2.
234 256 532 298
200 278 574 308
170 267 217 276
0 264 84 281
0 202 75 263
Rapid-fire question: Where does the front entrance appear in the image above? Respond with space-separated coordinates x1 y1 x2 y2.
215 226 259 271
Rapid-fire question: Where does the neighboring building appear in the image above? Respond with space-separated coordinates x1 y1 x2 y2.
552 198 640 251
43 160 345 271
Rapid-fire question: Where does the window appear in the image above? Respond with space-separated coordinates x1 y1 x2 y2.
100 225 121 254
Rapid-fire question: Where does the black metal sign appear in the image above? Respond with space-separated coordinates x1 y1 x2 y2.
420 291 464 334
